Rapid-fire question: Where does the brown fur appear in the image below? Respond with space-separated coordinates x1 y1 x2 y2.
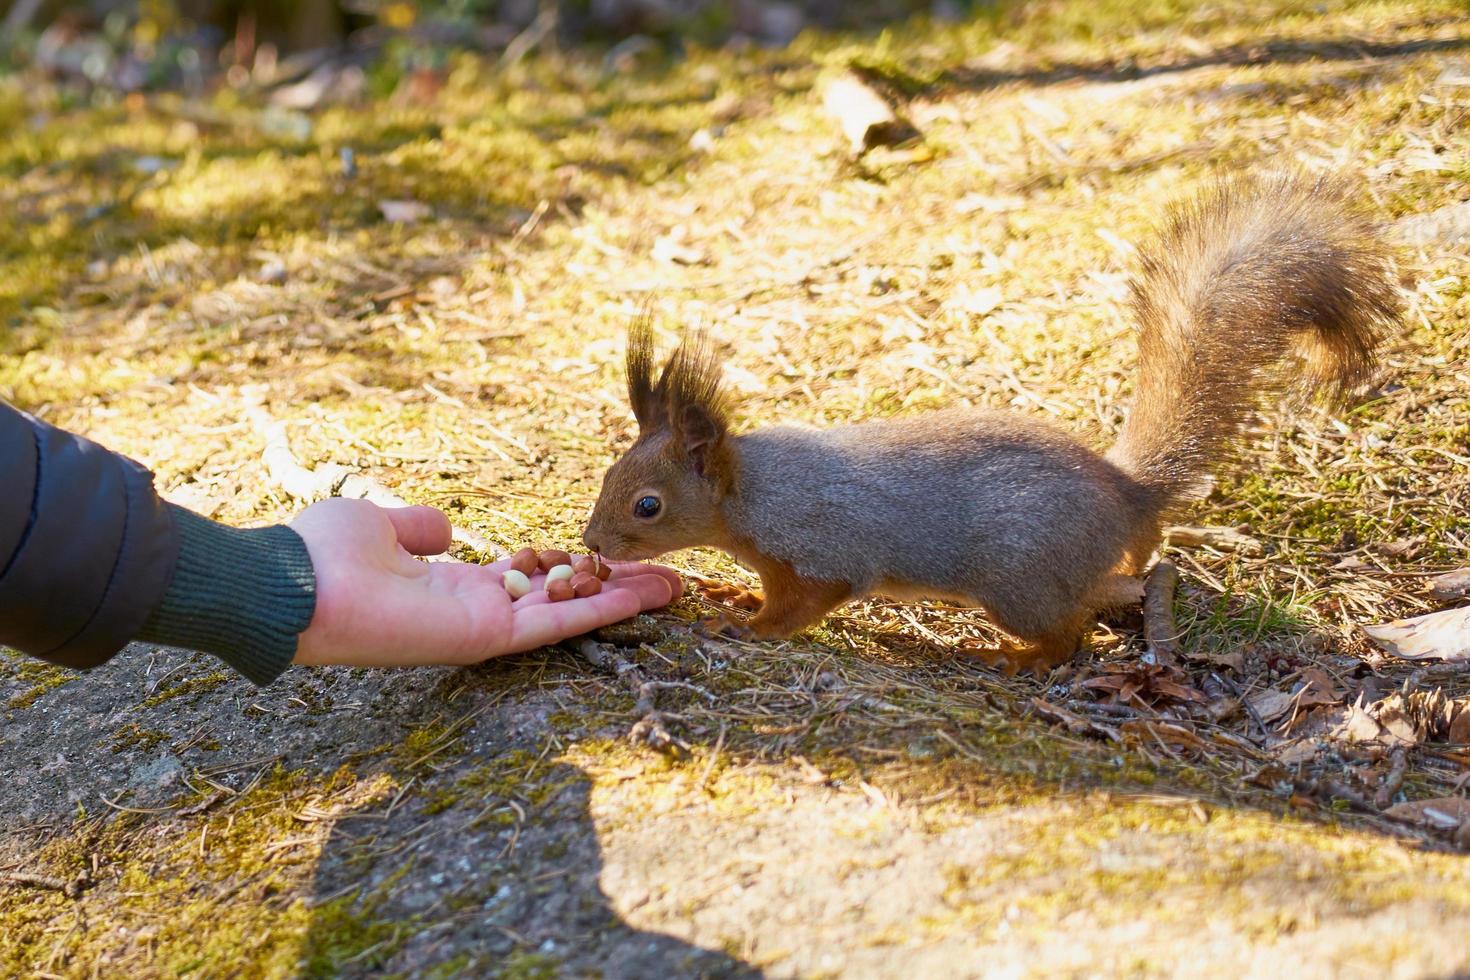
1106 172 1401 505
584 173 1404 671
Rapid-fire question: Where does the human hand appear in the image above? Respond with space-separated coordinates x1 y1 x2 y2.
287 498 682 668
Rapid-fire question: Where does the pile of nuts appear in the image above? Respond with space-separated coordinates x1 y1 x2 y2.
500 548 612 603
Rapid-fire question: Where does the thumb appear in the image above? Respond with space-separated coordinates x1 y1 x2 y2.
383 505 454 556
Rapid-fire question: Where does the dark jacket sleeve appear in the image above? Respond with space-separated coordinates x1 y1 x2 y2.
1 400 316 685
0 400 176 668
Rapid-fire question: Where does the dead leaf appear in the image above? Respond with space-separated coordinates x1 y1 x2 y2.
1283 668 1343 729
378 199 432 223
1449 703 1470 745
1392 200 1470 245
1247 689 1295 723
1363 606 1470 661
1276 740 1319 765
1375 696 1424 747
1376 537 1422 559
953 193 1024 215
1192 649 1245 673
1336 693 1425 748
1383 797 1470 829
1296 668 1342 704
1339 695 1386 744
1429 568 1470 602
1163 524 1264 556
1081 665 1206 707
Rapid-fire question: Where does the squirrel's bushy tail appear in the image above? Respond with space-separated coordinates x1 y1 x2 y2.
1105 172 1402 505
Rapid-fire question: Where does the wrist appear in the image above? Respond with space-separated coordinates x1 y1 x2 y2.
136 505 317 686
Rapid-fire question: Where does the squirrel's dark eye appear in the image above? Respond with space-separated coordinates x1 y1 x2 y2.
633 495 662 519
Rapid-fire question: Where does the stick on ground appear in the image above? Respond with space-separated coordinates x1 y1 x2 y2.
1143 560 1182 667
245 401 506 560
1163 524 1264 556
570 638 696 756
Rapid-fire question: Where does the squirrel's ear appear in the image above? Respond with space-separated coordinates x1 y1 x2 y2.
676 402 730 485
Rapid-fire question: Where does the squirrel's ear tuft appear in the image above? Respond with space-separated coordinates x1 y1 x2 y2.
660 331 729 431
626 316 665 431
626 320 731 443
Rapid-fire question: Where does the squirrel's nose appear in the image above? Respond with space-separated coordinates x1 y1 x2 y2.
582 528 601 554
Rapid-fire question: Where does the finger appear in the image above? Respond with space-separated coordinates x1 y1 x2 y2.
383 505 454 556
507 588 645 653
505 573 677 653
509 570 659 610
603 561 685 599
512 590 552 611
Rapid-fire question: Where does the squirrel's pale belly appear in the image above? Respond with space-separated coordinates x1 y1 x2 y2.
872 578 981 605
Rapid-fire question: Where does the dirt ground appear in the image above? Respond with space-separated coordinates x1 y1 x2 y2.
3 1 1470 976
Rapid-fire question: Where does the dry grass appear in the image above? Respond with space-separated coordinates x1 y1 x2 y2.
3 0 1470 975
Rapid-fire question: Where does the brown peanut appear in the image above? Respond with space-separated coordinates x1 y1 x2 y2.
510 547 539 576
538 549 572 572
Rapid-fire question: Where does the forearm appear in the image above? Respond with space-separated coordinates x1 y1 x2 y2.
1 401 316 686
136 506 317 685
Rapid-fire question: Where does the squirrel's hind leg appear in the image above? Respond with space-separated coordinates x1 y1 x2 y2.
968 613 1092 677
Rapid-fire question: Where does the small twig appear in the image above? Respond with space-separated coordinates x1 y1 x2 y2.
1376 747 1410 809
175 790 229 818
569 638 691 756
1142 561 1182 667
245 399 507 559
1220 674 1270 742
1304 777 1379 814
1163 524 1264 556
1 871 92 900
698 722 728 792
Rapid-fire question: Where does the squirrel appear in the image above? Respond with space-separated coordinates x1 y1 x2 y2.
582 173 1404 673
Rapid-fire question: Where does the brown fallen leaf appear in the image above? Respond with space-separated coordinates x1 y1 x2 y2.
1163 524 1264 556
1383 796 1470 830
1449 703 1470 745
1246 688 1295 724
1081 663 1207 707
1429 568 1470 602
1336 693 1425 748
1296 668 1343 707
1363 606 1470 661
1276 740 1320 765
1281 668 1343 731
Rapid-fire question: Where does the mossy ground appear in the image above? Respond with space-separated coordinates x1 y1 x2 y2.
3 0 1470 976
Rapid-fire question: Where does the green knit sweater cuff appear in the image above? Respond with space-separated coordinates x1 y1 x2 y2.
136 505 317 686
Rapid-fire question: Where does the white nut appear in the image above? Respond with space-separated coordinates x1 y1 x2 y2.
501 569 532 599
543 564 575 588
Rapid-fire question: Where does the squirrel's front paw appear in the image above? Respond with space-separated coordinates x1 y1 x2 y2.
691 576 765 612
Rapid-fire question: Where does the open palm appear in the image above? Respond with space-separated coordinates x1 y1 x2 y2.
288 499 681 668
